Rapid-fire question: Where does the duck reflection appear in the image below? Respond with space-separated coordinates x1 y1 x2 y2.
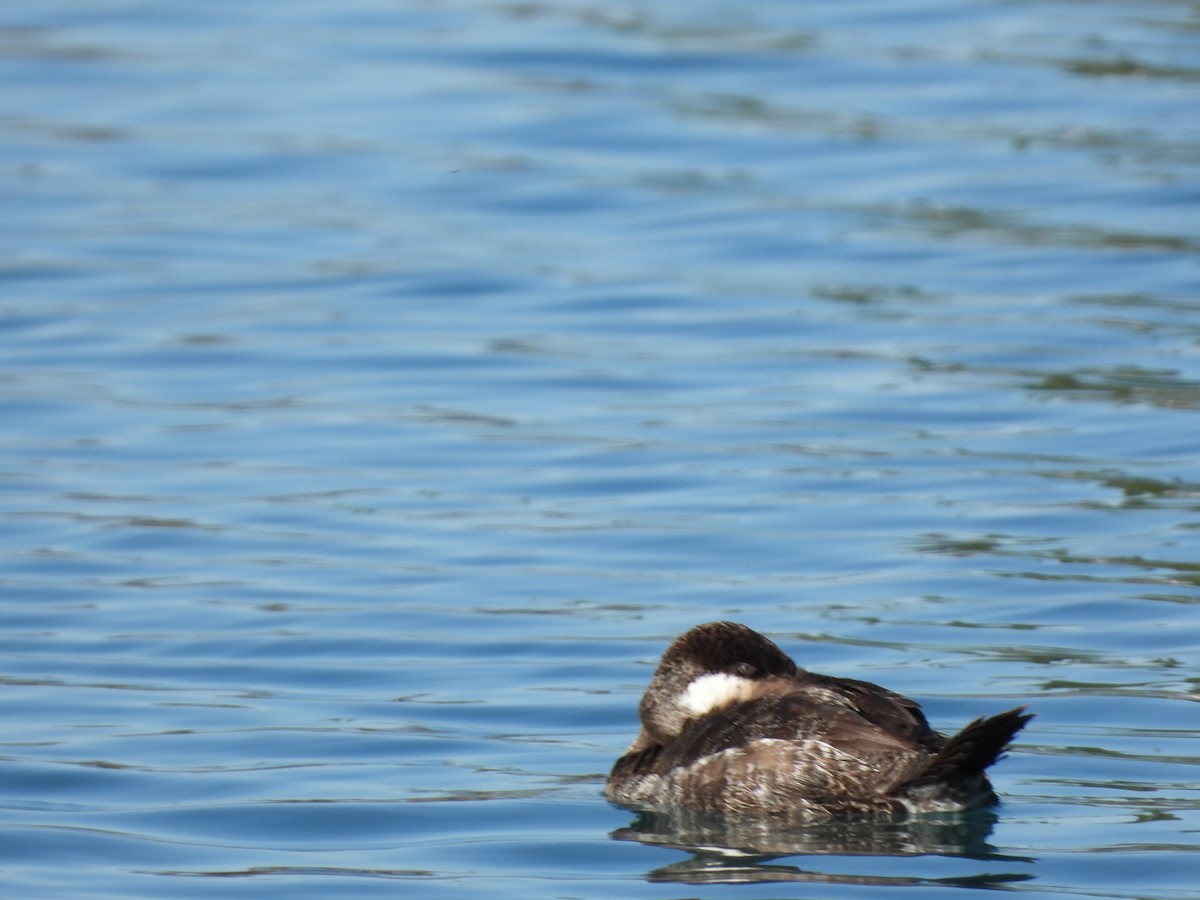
611 807 1035 887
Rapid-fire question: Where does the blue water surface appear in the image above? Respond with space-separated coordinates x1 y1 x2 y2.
2 0 1200 897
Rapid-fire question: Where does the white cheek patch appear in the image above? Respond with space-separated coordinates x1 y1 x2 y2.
680 673 756 716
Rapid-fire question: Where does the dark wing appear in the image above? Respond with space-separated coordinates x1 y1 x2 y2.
628 689 928 778
806 672 944 752
609 690 933 810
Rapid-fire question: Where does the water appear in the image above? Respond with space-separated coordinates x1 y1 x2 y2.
2 0 1199 896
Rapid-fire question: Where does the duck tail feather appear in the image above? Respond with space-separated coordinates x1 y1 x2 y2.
901 706 1032 789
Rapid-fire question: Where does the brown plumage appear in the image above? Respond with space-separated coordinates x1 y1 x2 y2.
606 622 1031 820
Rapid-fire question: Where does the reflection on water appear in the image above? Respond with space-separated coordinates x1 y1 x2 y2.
615 805 1010 857
613 807 1034 886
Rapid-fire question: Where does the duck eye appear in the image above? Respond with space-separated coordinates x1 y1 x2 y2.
732 662 758 678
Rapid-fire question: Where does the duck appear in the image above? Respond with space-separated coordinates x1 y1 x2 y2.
606 621 1031 820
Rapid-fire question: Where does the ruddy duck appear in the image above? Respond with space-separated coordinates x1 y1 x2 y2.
606 622 1031 819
